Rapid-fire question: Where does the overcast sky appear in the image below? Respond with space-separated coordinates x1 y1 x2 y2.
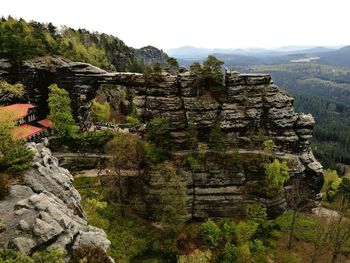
1 0 349 50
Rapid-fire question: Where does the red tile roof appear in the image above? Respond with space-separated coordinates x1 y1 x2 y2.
12 124 43 140
37 118 52 128
0 104 36 122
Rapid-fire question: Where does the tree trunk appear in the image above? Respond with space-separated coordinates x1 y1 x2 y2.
288 210 297 250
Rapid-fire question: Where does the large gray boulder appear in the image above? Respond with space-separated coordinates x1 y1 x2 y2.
0 142 111 261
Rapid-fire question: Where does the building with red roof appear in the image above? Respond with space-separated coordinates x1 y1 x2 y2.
37 118 52 128
0 104 52 141
12 124 44 140
0 103 37 124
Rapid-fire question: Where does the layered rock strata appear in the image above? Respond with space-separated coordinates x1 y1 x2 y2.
0 142 111 261
0 57 323 217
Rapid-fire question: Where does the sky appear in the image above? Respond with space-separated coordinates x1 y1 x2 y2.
1 0 349 50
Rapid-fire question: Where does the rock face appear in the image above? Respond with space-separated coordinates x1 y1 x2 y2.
0 142 111 261
0 58 323 218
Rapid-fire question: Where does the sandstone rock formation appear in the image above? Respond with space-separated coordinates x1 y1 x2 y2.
0 142 111 261
0 57 323 218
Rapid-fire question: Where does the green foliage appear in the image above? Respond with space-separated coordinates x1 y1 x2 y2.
0 80 25 105
71 245 111 263
0 17 140 71
235 243 252 263
186 121 198 151
250 239 268 263
264 159 289 196
236 221 258 245
275 210 317 242
74 177 179 262
153 62 162 75
125 115 140 125
247 204 267 225
216 243 238 263
0 120 33 173
31 247 66 263
0 249 33 263
0 247 65 263
91 99 111 122
52 130 114 152
185 153 202 172
74 131 114 151
209 119 226 154
144 143 163 165
190 56 225 96
166 57 179 74
178 249 212 263
145 118 173 160
247 63 350 168
152 163 187 232
48 84 78 139
263 139 276 156
338 177 350 202
322 169 341 202
201 219 221 247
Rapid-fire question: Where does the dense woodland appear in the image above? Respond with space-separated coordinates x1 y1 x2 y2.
0 16 168 71
242 64 350 168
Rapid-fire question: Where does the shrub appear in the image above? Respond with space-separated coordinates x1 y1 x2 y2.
264 159 289 196
236 243 252 263
0 249 32 263
31 247 66 263
322 169 341 202
0 120 34 173
126 115 140 125
71 245 111 263
236 221 258 245
216 243 238 263
91 99 111 122
152 163 187 232
201 219 221 247
178 249 212 263
145 118 173 157
247 203 267 224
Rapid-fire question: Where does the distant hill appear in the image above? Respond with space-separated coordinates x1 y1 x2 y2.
317 46 350 67
168 45 344 67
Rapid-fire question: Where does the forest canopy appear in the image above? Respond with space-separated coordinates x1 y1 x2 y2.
0 16 155 71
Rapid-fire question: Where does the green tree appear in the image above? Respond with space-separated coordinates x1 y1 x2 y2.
264 159 289 196
202 55 224 90
186 120 198 151
322 169 341 202
105 132 145 204
0 120 33 173
247 203 267 225
209 119 226 154
263 139 276 157
0 80 25 105
166 57 179 74
48 84 78 139
144 118 173 160
152 162 187 232
190 56 224 96
201 219 221 247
